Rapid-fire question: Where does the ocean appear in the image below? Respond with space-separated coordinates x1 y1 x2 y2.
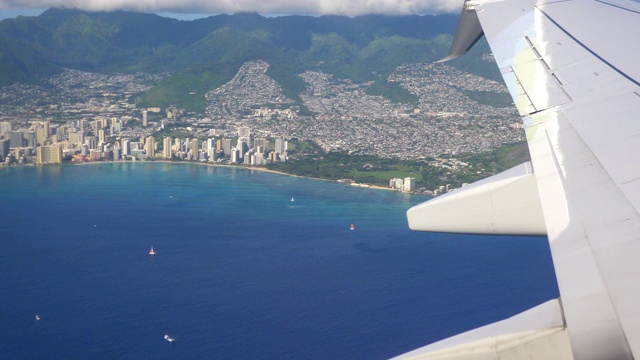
0 162 558 359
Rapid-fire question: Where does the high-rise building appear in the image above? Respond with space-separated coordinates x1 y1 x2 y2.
275 137 287 155
142 110 148 127
238 141 249 159
85 137 97 150
98 129 105 144
36 127 46 146
103 148 113 161
163 137 173 159
144 136 155 158
9 131 23 148
93 119 102 132
238 136 250 150
43 121 50 139
0 122 11 137
222 139 232 156
26 131 36 148
206 138 216 160
68 132 79 148
206 138 215 152
403 177 415 192
36 145 63 165
112 118 122 134
79 119 89 132
174 138 181 153
89 149 101 161
122 139 130 155
190 139 199 160
0 139 10 157
254 137 269 150
254 152 266 165
230 148 240 163
113 147 122 161
390 178 404 190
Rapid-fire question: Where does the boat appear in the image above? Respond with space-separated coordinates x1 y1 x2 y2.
350 224 355 231
149 246 156 255
35 314 40 321
291 197 295 202
164 334 175 343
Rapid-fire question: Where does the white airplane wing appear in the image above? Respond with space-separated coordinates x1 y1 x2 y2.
401 0 640 359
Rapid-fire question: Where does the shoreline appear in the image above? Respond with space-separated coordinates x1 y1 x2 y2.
68 159 402 193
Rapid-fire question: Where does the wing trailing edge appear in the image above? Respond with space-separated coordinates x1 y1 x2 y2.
391 299 573 360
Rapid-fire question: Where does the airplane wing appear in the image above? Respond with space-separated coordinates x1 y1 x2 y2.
400 0 640 359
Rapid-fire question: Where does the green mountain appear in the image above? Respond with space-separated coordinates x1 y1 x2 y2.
0 8 497 112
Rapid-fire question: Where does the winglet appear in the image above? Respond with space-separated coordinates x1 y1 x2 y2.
438 0 484 63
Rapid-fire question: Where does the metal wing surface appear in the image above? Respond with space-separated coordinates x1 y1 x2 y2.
400 0 640 359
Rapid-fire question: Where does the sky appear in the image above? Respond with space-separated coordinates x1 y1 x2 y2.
0 0 463 20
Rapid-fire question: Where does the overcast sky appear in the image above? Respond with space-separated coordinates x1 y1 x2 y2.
0 0 463 20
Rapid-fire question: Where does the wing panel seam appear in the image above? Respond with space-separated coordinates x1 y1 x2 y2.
536 6 640 87
539 118 634 357
595 0 640 15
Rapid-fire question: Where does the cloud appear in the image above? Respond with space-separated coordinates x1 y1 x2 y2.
0 0 463 16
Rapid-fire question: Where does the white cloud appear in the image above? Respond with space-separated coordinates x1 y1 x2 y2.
0 0 463 16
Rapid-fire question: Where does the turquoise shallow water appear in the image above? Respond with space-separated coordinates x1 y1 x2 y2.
0 162 558 359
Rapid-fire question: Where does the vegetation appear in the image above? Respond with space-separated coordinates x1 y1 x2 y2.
367 77 419 105
139 63 239 113
266 140 530 191
0 9 501 113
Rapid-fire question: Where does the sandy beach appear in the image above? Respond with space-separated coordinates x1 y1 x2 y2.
72 159 400 192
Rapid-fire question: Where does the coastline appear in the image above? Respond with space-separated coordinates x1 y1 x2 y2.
69 160 400 193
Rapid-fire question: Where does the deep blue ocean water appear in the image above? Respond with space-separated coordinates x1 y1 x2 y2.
0 162 559 359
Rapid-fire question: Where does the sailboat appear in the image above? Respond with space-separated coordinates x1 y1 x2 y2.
291 197 295 202
350 224 355 231
35 313 40 321
149 246 156 255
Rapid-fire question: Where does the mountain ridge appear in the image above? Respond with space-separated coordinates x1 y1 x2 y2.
0 8 498 113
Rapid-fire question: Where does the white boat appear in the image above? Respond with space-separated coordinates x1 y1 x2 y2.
35 314 40 321
164 334 175 343
149 246 156 255
291 197 295 202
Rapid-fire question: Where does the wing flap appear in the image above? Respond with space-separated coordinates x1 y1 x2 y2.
391 299 573 360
